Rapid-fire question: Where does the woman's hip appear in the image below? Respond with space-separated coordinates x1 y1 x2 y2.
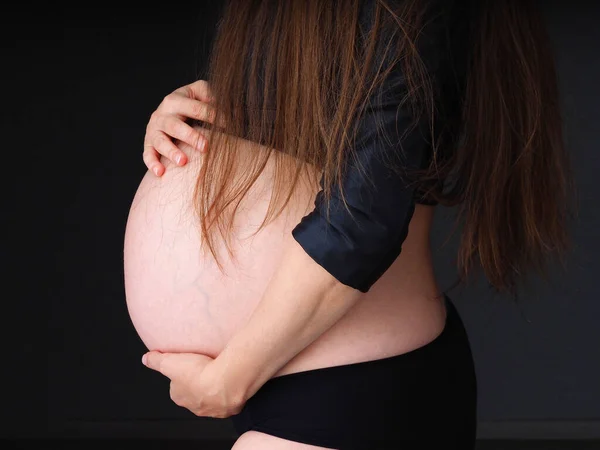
231 294 478 449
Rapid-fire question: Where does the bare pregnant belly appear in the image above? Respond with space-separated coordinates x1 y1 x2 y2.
123 137 445 378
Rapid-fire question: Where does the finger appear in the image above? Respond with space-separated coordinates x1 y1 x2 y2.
169 382 185 407
144 352 203 381
177 79 215 104
172 80 226 129
143 351 169 375
152 131 189 166
161 115 207 151
142 145 166 176
161 95 216 126
143 352 185 380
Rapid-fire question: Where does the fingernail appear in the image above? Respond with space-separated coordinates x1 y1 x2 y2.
153 166 160 176
142 354 147 366
198 139 206 152
175 153 182 165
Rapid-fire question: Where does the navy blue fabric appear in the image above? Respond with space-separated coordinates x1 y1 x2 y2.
292 0 470 292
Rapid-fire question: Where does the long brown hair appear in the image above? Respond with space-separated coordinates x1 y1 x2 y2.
193 0 574 297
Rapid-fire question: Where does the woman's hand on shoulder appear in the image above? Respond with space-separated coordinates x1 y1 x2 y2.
143 79 217 177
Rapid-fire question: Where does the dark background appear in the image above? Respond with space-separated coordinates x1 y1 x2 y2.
3 1 599 447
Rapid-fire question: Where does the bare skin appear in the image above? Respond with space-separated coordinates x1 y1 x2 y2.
127 80 447 449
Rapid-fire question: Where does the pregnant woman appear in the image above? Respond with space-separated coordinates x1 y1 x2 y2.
124 0 572 448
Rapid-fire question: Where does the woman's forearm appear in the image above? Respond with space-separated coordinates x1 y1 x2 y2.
205 236 364 404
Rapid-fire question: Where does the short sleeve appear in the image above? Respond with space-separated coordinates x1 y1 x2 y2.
291 92 427 293
291 1 459 293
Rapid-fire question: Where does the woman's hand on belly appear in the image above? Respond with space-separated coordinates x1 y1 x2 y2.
142 350 245 419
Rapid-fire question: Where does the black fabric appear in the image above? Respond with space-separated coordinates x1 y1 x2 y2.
292 0 471 292
231 294 478 449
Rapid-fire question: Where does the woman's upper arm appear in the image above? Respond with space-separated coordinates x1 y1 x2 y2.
291 71 430 294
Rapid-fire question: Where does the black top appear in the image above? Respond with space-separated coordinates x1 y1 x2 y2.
291 0 471 293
